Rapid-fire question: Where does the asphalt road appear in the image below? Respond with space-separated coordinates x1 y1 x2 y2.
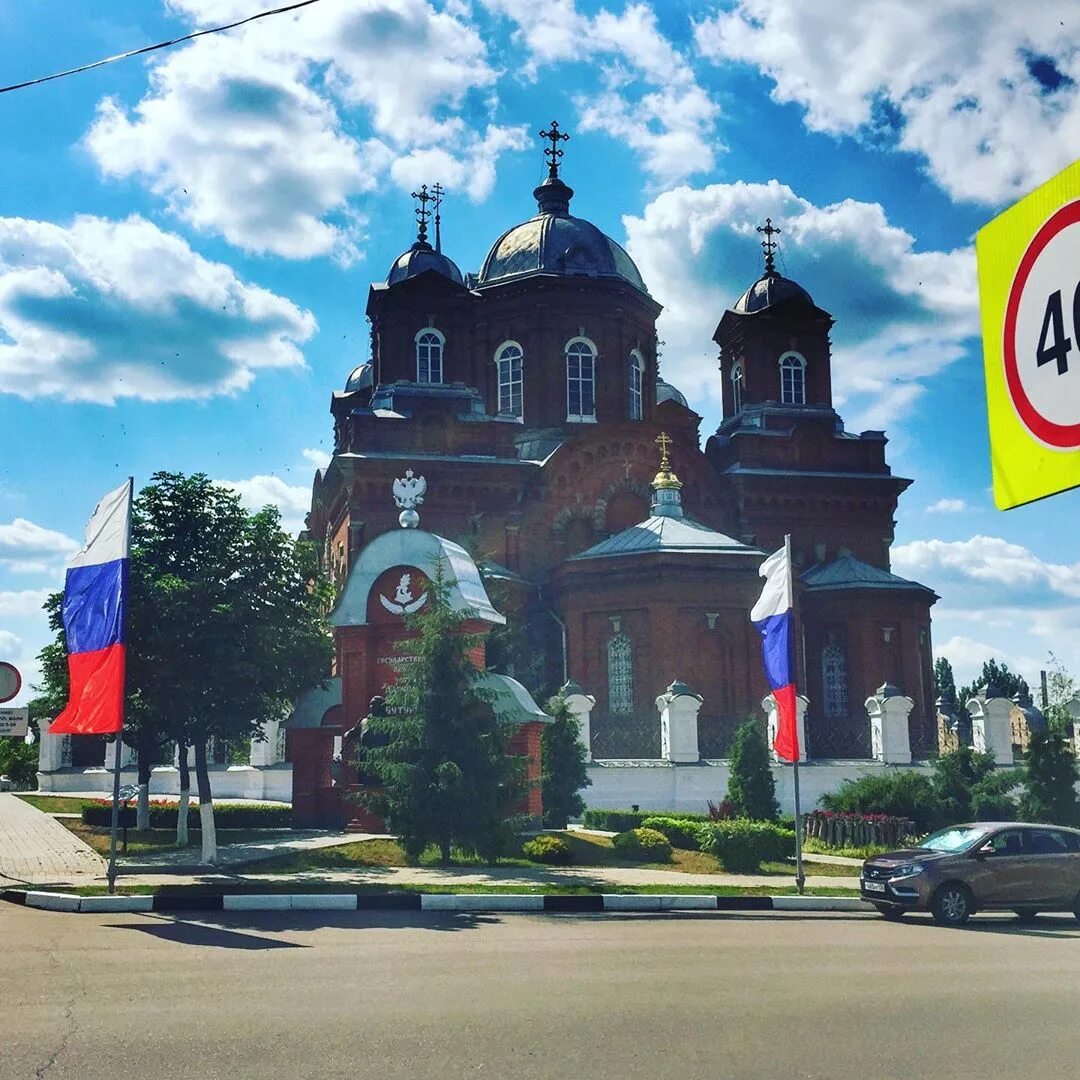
5 904 1079 1080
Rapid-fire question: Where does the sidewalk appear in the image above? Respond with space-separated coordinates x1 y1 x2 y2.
0 793 105 886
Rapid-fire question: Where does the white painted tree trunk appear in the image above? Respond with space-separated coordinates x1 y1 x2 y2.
176 790 190 846
136 782 150 831
199 801 218 865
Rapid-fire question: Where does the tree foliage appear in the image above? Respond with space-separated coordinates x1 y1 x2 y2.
541 693 591 828
726 719 778 821
363 564 526 864
933 657 958 712
958 658 1031 712
1020 727 1080 826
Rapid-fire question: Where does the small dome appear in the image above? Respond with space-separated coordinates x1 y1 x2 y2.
657 377 688 408
345 363 372 393
387 242 463 286
732 271 814 315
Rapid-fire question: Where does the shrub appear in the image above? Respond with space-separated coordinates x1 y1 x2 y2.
541 695 591 828
1020 727 1080 826
612 827 673 862
820 770 940 832
698 820 795 872
522 834 573 865
707 798 737 821
581 809 707 832
970 770 1020 822
641 816 704 850
932 746 998 822
81 802 293 829
727 719 778 821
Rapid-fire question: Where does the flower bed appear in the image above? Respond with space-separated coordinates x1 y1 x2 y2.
802 810 913 849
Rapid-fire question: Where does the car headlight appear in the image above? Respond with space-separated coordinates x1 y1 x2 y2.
889 863 925 879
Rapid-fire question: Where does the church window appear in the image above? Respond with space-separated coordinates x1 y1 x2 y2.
731 361 744 414
566 338 597 420
628 350 644 420
607 632 633 714
415 328 444 383
496 341 523 418
779 351 806 405
822 643 849 719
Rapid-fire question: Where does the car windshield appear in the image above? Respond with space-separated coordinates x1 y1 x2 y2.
915 826 988 853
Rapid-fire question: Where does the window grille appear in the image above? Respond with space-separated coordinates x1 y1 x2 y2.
607 632 633 714
822 643 849 719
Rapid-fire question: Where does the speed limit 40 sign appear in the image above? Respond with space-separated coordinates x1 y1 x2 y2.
978 158 1080 508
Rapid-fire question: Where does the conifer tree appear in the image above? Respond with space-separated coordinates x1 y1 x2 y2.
364 563 526 864
541 693 591 828
727 719 778 821
1020 726 1080 826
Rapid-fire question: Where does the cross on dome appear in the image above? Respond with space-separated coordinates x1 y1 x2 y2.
410 184 432 246
652 431 682 493
431 182 445 253
757 218 781 275
539 120 570 179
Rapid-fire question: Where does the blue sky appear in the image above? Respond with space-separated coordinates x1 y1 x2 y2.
2 0 1080 705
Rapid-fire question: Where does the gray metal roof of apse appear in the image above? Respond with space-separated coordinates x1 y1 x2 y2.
570 514 761 561
800 554 936 596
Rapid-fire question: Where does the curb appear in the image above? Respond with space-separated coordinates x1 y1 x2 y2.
2 888 870 915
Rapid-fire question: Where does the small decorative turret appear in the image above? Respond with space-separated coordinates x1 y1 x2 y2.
651 432 684 518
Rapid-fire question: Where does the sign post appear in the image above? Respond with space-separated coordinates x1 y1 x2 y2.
977 159 1080 509
0 707 30 738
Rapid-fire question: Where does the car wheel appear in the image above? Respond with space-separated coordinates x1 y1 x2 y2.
931 883 972 927
1012 908 1039 923
874 903 905 921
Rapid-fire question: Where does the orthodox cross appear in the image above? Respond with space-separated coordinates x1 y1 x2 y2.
655 430 673 471
431 182 445 253
411 184 432 245
539 120 570 178
757 218 781 275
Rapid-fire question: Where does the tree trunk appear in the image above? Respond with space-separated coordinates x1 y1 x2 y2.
194 737 217 865
177 739 190 847
136 752 152 832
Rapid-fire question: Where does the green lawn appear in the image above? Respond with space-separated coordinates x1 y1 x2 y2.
247 831 860 877
61 821 296 857
15 795 109 815
803 838 890 860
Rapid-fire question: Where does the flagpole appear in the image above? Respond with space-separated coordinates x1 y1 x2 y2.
106 477 134 896
785 533 805 896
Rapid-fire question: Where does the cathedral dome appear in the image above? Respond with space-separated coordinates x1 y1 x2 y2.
477 176 647 293
345 363 373 393
732 271 814 315
657 377 689 408
387 242 463 286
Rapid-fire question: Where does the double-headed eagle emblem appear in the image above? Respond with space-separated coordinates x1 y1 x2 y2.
393 469 426 528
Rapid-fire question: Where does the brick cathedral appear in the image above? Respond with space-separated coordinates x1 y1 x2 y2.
305 125 938 761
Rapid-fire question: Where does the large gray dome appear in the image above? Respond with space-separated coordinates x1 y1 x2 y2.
477 176 647 293
732 271 814 315
387 242 463 286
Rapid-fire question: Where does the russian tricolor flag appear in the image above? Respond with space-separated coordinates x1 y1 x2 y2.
49 480 133 736
751 545 799 763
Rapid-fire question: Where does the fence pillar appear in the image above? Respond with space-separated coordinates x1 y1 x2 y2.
865 683 913 764
761 693 808 762
560 681 596 763
967 690 1014 766
656 680 702 763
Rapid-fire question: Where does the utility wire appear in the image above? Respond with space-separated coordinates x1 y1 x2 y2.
0 0 325 96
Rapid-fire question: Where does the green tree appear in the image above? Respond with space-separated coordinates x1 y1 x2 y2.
1019 727 1080 826
934 657 958 711
541 693 591 828
363 565 526 864
1042 653 1077 731
0 737 38 789
958 658 1031 711
931 746 997 823
726 719 778 821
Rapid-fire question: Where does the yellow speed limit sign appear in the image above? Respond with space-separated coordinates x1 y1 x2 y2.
977 158 1080 509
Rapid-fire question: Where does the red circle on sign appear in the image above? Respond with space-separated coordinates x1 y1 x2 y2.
1002 199 1080 449
0 661 22 704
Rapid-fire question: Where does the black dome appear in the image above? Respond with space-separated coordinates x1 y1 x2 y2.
732 271 814 314
387 242 463 286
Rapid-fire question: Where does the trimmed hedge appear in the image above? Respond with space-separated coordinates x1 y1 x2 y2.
581 808 708 832
523 834 573 865
81 802 293 829
697 820 795 872
641 815 704 850
612 827 673 862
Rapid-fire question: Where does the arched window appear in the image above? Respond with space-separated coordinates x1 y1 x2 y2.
779 351 806 405
627 350 644 420
822 643 849 719
730 361 744 414
495 341 523 418
608 633 633 714
566 338 597 421
415 328 444 383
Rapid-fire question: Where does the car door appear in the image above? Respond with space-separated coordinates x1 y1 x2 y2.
966 828 1032 908
1025 829 1076 907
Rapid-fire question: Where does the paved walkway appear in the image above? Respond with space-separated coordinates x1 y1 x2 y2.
0 793 106 886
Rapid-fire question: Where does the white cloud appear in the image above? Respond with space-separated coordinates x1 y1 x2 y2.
695 2 1080 205
87 0 524 257
622 180 977 427
0 215 315 403
0 629 22 655
218 475 311 534
0 519 78 574
926 498 969 514
0 589 53 617
301 448 332 470
485 0 720 184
